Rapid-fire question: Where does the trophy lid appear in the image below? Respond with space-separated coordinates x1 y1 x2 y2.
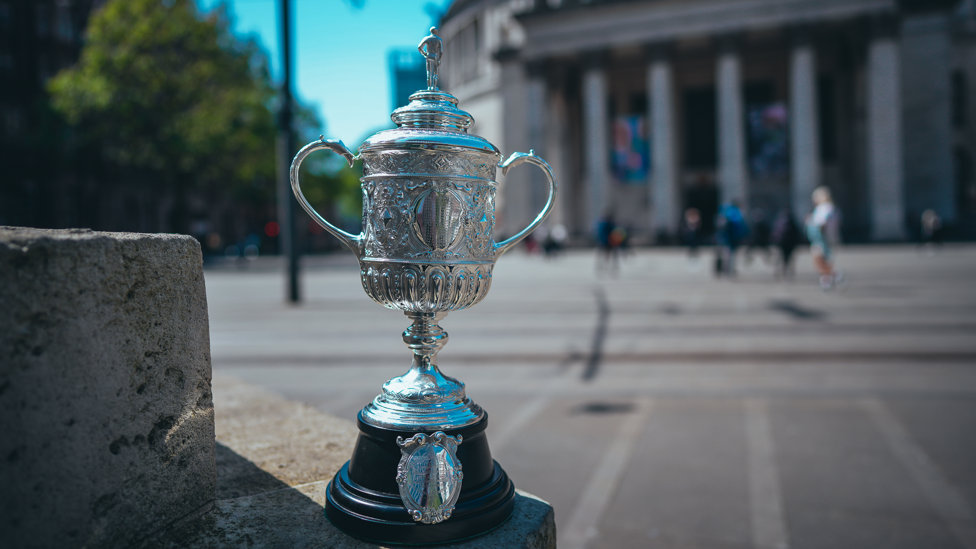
359 28 500 157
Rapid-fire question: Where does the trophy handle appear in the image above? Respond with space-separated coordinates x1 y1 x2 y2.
493 150 558 257
290 137 362 254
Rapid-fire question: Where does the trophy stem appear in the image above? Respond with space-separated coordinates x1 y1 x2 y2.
402 311 449 376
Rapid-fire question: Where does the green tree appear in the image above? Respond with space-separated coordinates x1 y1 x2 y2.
48 0 359 236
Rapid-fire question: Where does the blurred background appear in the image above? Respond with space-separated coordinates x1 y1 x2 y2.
3 0 976 258
4 1 976 548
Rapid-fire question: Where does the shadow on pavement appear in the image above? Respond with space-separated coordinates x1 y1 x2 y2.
768 299 826 320
215 441 293 500
571 402 635 415
582 287 610 382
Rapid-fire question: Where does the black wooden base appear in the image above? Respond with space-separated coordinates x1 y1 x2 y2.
324 412 516 545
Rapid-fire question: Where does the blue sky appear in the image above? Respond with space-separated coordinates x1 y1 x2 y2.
197 0 453 147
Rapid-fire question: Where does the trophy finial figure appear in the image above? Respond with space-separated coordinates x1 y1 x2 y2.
418 27 443 90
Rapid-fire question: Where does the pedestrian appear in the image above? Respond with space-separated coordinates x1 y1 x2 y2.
610 225 628 256
596 212 621 274
920 209 943 254
682 207 702 271
543 224 567 258
714 200 748 277
523 232 539 254
527 225 546 255
770 209 800 278
805 186 843 290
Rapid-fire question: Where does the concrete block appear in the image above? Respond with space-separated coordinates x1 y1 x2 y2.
141 373 555 548
0 227 215 549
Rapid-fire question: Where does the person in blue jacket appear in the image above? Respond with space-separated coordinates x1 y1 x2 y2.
714 200 749 277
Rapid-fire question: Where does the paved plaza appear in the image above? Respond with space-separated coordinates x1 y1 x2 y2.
207 245 976 549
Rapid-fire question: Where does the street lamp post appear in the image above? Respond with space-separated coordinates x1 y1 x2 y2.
276 0 299 303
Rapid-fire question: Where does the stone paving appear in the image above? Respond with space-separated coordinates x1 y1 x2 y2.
207 245 976 549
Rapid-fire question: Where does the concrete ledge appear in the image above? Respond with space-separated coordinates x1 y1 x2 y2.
0 227 215 549
143 373 556 548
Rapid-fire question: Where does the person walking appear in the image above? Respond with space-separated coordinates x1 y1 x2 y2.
714 200 748 277
770 209 801 278
543 223 567 258
805 186 843 290
920 209 943 254
596 212 621 274
682 208 703 271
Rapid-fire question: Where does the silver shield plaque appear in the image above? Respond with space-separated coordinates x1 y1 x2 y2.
395 432 464 524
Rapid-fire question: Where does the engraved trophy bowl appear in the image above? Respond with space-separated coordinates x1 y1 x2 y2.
289 27 556 544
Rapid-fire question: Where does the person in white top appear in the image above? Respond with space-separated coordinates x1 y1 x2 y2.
805 186 843 290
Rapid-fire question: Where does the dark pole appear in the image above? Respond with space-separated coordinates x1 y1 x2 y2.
276 0 299 303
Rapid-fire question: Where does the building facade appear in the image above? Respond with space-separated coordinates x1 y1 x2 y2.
389 47 428 111
1 0 100 229
439 0 976 242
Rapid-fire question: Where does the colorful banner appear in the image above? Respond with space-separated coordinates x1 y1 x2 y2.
612 115 649 185
747 103 789 178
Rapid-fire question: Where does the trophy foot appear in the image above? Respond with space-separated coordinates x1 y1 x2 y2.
325 412 516 544
361 311 485 430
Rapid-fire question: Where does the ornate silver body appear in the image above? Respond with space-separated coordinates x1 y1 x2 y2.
291 94 556 431
358 140 499 313
290 26 556 523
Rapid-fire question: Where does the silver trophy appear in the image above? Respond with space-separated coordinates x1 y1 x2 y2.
290 27 556 544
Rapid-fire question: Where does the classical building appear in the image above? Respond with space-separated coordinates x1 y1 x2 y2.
439 0 976 242
389 47 428 111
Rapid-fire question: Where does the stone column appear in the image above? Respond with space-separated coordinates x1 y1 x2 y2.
716 38 748 208
583 52 610 231
790 29 821 219
901 13 954 222
867 19 906 240
648 44 679 239
546 69 569 229
526 61 549 219
499 49 530 238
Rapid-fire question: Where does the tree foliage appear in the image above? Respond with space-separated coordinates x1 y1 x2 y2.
48 0 361 232
50 0 275 189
